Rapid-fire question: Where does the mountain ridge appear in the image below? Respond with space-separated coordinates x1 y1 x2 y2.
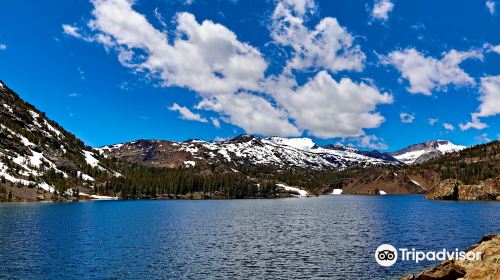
96 135 403 171
0 80 480 200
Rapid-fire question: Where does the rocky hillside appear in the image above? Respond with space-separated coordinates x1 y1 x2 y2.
426 178 500 200
0 80 114 200
326 141 500 196
389 140 467 164
98 135 402 171
336 169 430 195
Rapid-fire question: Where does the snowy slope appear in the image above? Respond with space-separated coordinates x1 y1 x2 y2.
99 135 401 171
0 80 111 193
390 140 467 165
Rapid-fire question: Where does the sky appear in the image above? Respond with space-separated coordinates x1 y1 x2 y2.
0 0 499 151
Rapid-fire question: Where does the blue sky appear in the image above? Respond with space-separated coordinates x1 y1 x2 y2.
0 0 498 151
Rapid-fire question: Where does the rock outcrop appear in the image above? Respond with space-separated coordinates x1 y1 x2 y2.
402 234 500 280
426 178 500 201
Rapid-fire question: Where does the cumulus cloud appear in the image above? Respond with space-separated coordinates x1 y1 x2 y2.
383 48 483 95
88 0 267 96
476 76 500 117
400 112 415 123
65 0 391 139
266 71 393 138
197 93 300 136
270 0 365 73
460 75 500 130
371 0 394 22
169 103 208 122
486 1 496 14
443 122 454 131
428 118 439 125
0 43 6 50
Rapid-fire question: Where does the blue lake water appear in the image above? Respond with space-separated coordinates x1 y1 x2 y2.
0 195 498 279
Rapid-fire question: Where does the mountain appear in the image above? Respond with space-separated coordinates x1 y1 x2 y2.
1 79 481 200
327 141 500 196
97 135 401 171
0 80 114 200
389 140 467 165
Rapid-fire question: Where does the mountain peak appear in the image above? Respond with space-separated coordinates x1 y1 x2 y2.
389 139 467 165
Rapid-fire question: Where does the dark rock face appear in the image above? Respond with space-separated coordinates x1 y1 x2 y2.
401 234 500 280
426 178 500 201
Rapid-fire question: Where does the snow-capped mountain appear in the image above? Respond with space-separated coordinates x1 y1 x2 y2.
0 81 113 195
98 135 402 171
389 140 467 165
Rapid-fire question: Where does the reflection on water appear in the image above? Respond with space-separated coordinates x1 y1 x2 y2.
0 195 498 279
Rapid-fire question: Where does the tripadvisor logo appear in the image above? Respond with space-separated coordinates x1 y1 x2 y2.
375 244 398 267
374 244 482 267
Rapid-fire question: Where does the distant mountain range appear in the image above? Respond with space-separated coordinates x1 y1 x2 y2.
97 135 402 171
97 136 468 171
0 80 475 199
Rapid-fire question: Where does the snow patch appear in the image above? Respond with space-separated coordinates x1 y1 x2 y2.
379 190 387 195
331 189 343 195
268 137 316 151
80 193 119 200
276 183 309 197
83 150 99 167
3 103 13 113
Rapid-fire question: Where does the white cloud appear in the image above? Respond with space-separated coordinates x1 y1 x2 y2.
154 8 167 30
0 43 6 50
87 0 267 96
266 71 393 138
443 122 454 131
210 117 221 128
270 0 365 73
476 75 500 117
486 1 496 14
489 44 500 54
63 24 85 39
460 75 500 130
383 48 483 95
371 0 394 22
475 133 491 143
349 135 388 150
400 112 415 123
197 93 300 136
67 0 390 139
169 103 208 123
459 113 488 131
428 118 439 125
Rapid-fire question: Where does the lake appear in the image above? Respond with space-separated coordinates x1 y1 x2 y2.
0 195 498 279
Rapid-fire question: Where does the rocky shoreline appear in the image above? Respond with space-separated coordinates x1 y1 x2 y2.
402 234 500 280
426 178 500 201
